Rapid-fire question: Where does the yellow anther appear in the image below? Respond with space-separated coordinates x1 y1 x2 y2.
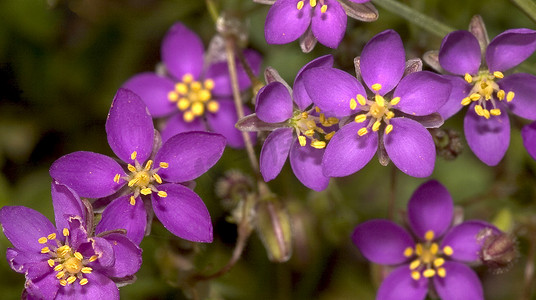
507 91 515 102
327 117 339 124
183 111 195 122
297 0 304 10
182 74 193 83
371 83 382 91
372 120 381 132
443 245 453 256
63 228 69 237
493 71 504 79
464 73 473 83
315 106 321 113
309 0 316 7
38 237 48 244
74 252 83 260
168 91 178 102
415 244 423 256
357 94 367 106
130 196 136 206
207 100 219 113
411 271 421 281
153 173 162 184
298 135 307 147
54 264 64 272
409 259 421 270
385 111 395 120
310 140 326 149
497 90 505 100
423 269 436 278
384 124 393 135
319 113 326 124
60 279 67 286
41 247 50 254
140 188 152 195
56 271 65 279
67 276 77 284
47 259 55 267
490 108 501 116
474 105 484 116
79 278 89 286
191 102 205 116
128 178 139 187
461 97 471 106
157 191 168 198
301 112 309 119
113 173 121 183
403 247 414 257
325 131 335 140
320 4 327 13
175 83 188 95
304 129 315 136
389 97 400 106
159 162 169 169
469 93 481 101
424 230 434 241
349 99 357 110
130 151 137 161
191 81 202 91
89 255 98 262
127 164 137 172
430 243 439 255
204 79 215 90
81 267 92 274
357 128 368 136
374 94 385 106
483 109 490 119
178 98 190 111
437 267 447 278
433 258 445 267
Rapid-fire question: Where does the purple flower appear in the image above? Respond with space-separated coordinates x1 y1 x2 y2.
303 30 450 178
352 180 497 300
262 0 378 51
1 181 142 299
49 88 226 244
522 121 536 160
122 22 261 148
436 27 536 166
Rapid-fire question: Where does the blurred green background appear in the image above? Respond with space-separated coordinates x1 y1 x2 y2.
1 0 536 299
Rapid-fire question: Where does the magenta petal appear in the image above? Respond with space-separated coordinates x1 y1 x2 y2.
407 180 453 240
56 272 119 300
311 0 347 48
522 121 536 160
293 54 334 110
486 28 536 72
360 30 405 94
49 151 125 198
438 30 481 75
206 99 256 149
207 49 263 96
0 206 58 253
303 67 366 117
289 140 330 191
393 71 451 116
352 219 415 265
121 73 176 117
25 271 59 300
464 103 510 166
161 22 204 80
437 75 471 120
499 73 536 120
433 261 484 300
51 181 85 233
95 196 147 245
106 88 154 164
151 183 212 242
101 233 142 278
6 248 48 275
322 122 377 177
156 131 226 182
160 113 207 143
384 118 436 177
441 221 497 262
260 128 294 182
376 265 428 300
264 0 312 45
256 82 294 123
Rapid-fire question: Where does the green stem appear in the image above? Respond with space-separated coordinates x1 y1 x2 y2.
372 0 455 38
205 0 219 24
511 0 536 23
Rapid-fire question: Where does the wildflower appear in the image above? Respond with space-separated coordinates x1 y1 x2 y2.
303 30 450 178
522 121 536 160
261 0 378 52
352 180 498 300
434 17 536 165
122 22 260 148
50 88 226 244
1 181 141 299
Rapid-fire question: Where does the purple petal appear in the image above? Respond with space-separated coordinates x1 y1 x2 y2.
407 180 453 240
6 248 48 275
486 28 536 72
160 113 207 143
393 71 451 116
255 82 294 123
106 88 154 164
311 0 347 49
100 233 142 278
303 67 365 117
464 103 510 166
49 151 125 198
352 219 415 265
293 54 334 110
499 73 536 120
56 272 119 300
289 140 330 191
25 271 59 300
51 181 85 234
441 220 497 262
156 131 226 182
260 128 294 182
0 206 58 253
438 30 481 75
151 183 212 242
360 30 405 94
376 265 428 300
65 216 90 250
264 0 312 45
85 236 115 269
433 261 484 300
161 22 204 80
384 118 436 177
121 73 176 117
206 99 256 148
322 122 377 177
437 75 471 120
522 121 536 160
207 49 263 96
95 195 147 245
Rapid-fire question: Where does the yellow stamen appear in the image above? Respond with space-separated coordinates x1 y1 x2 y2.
390 97 400 106
319 113 326 124
191 102 205 116
128 178 139 187
309 0 316 7
38 237 48 244
89 255 98 262
130 196 136 206
204 79 215 90
159 162 169 168
207 101 219 113
372 120 381 132
310 140 326 149
490 108 501 116
113 173 121 183
357 94 367 106
493 71 504 79
183 111 194 122
67 276 77 284
191 81 202 91
461 97 471 106
357 128 368 136
325 131 335 140
327 117 338 125
349 99 357 110
198 90 211 102
157 191 168 198
374 94 385 106
424 230 434 241
301 112 308 119
443 245 453 256
464 73 473 83
47 259 55 267
79 278 89 286
320 4 327 13
437 267 447 278
81 267 92 274
127 164 136 172
304 129 315 136
153 173 162 184
409 259 421 270
433 258 445 267
474 105 484 116
168 91 178 102
497 90 505 100
423 269 436 278
469 93 481 101
56 271 65 279
430 243 439 255
385 111 395 120
130 151 137 161
507 91 515 102
175 83 188 95
60 279 67 286
144 160 153 171
483 109 490 119
178 98 190 111
371 83 382 91
54 264 64 272
182 74 193 83
63 228 69 237
140 188 152 195
403 247 413 257
74 252 83 260
384 124 393 135
315 106 321 113
41 247 50 254
298 135 307 147
411 271 421 281
415 244 423 256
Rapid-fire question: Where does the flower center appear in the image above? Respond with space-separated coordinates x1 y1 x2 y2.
113 151 170 205
167 73 219 122
403 230 454 281
349 83 398 136
462 71 515 119
38 229 96 287
296 0 328 13
289 107 338 149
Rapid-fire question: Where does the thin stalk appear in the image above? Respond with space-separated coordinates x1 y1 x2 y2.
205 0 219 24
511 0 536 23
388 164 397 220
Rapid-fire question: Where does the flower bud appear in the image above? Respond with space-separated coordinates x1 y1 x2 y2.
477 228 518 274
255 200 292 263
430 128 463 160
